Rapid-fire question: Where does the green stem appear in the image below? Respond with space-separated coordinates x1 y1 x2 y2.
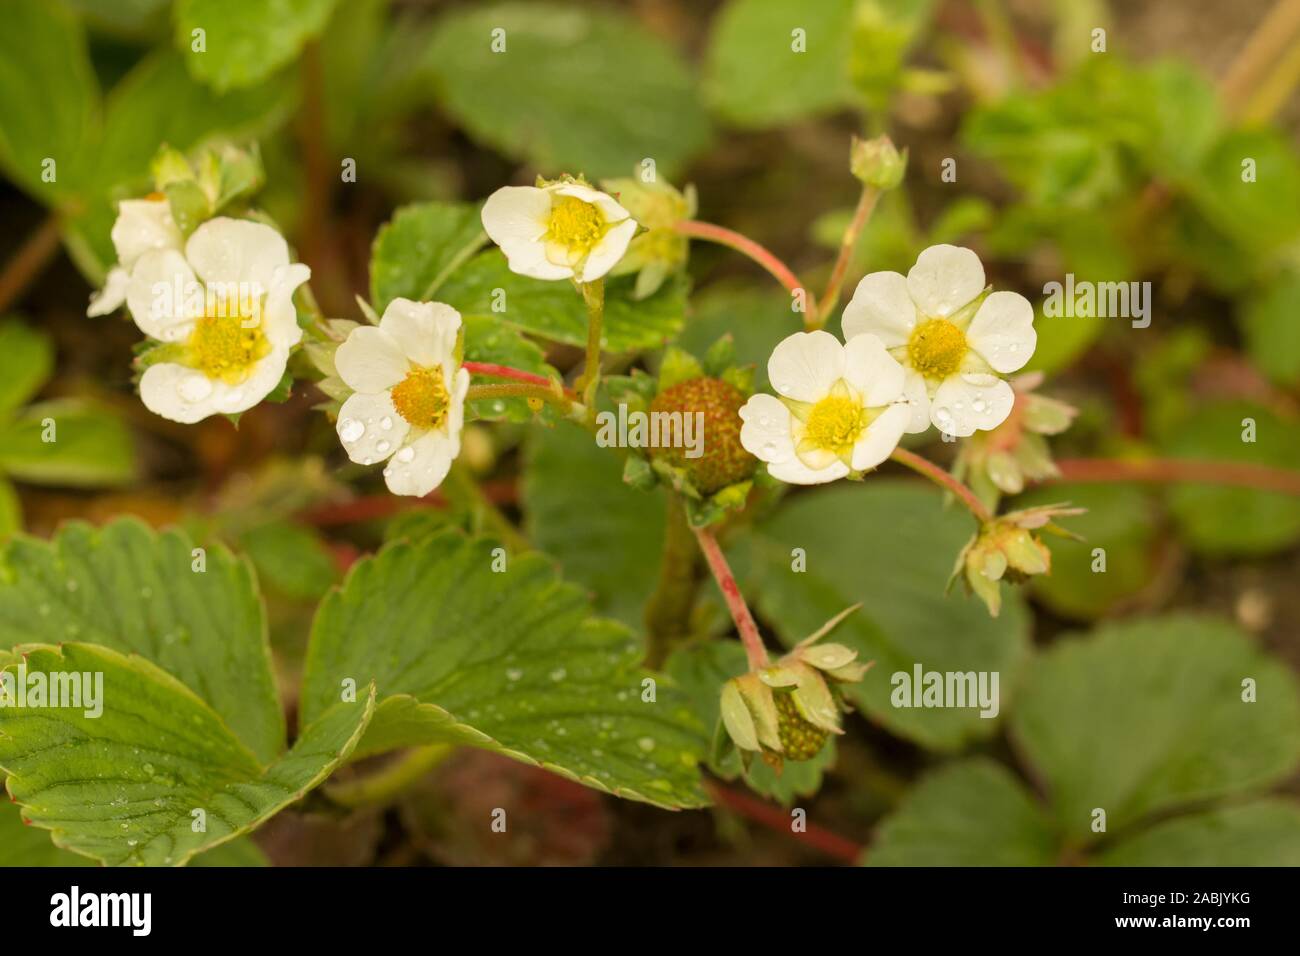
643 495 701 668
465 382 579 416
576 277 605 422
815 184 880 329
325 744 453 809
443 462 530 553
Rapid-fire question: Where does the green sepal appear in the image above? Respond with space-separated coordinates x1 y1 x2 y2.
721 363 755 394
702 334 736 377
621 454 657 491
658 346 704 390
164 178 212 238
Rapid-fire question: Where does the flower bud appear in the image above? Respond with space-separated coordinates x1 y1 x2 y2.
850 134 908 190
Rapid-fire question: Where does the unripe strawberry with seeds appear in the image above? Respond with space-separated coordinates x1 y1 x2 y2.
772 691 829 762
648 376 756 494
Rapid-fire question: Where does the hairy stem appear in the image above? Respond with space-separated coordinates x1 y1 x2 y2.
1053 457 1300 496
692 524 769 670
576 277 605 421
0 214 62 314
675 219 815 319
890 447 993 524
464 361 574 395
443 463 530 553
465 382 578 415
816 185 880 329
643 496 701 668
325 744 453 809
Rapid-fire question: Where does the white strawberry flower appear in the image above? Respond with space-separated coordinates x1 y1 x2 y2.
480 181 637 283
126 217 310 423
87 196 184 317
738 331 911 485
334 298 470 497
841 244 1036 438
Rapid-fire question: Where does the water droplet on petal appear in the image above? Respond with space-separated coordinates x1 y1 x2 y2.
178 373 212 403
339 418 364 443
376 439 390 454
380 416 393 431
395 446 415 463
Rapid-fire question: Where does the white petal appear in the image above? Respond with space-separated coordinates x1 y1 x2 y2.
110 198 182 272
383 429 459 497
931 374 1015 437
907 244 985 318
379 298 460 367
336 390 409 465
138 350 287 423
739 394 797 464
553 183 631 223
577 218 637 282
259 262 310 348
482 185 549 243
87 267 129 317
768 456 849 485
125 248 200 342
842 333 905 407
767 330 844 403
966 290 1036 373
334 326 409 393
841 271 916 346
900 369 931 434
446 366 470 434
851 403 909 471
481 186 572 280
211 348 291 414
184 217 291 294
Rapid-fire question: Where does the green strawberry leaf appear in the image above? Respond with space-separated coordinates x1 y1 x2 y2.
0 399 135 489
300 531 709 809
522 420 666 630
0 797 269 866
463 316 560 424
0 319 54 416
439 250 687 353
0 518 283 763
0 0 97 202
368 201 487 312
1162 400 1300 556
742 481 1031 750
1011 615 1300 840
1014 482 1159 620
705 0 856 128
0 643 373 866
424 2 710 178
1094 801 1300 866
865 759 1057 866
174 0 341 92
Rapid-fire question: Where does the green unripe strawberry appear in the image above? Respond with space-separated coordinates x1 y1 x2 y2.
648 376 755 494
773 691 828 761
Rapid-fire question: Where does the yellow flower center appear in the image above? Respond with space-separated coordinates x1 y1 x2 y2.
907 318 968 380
390 365 450 430
803 394 866 454
186 307 270 384
546 196 609 254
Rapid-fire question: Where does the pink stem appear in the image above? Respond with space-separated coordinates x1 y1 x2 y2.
889 448 992 524
692 524 770 669
463 361 577 399
675 219 815 317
